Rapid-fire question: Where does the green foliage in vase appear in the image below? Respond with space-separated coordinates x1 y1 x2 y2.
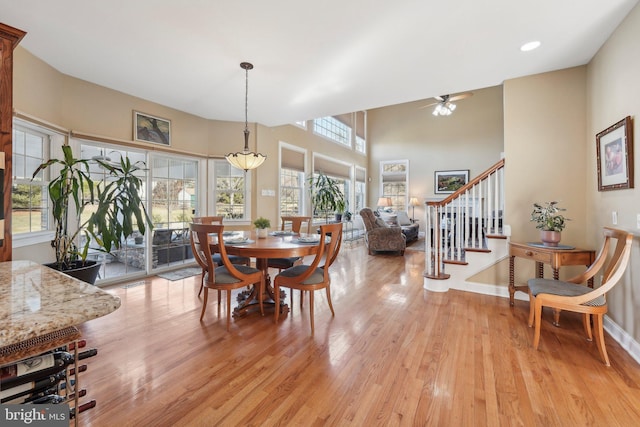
253 217 271 229
530 201 568 232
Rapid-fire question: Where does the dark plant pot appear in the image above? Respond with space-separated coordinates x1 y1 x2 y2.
44 260 101 285
335 213 343 222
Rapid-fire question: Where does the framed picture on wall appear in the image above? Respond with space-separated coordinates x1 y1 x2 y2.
596 116 633 191
435 169 469 194
133 111 171 145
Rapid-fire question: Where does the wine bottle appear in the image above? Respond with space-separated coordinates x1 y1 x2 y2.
70 400 97 419
27 394 67 404
1 352 74 387
55 339 87 352
0 370 66 403
78 348 98 360
65 389 87 401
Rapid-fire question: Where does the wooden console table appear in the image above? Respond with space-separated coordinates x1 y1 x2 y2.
508 242 595 306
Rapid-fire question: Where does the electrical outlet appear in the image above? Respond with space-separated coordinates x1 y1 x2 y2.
612 211 618 225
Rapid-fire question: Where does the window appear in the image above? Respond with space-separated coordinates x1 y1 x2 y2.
313 116 352 146
380 160 409 211
313 155 351 223
213 160 247 220
151 155 198 228
280 168 304 216
355 111 366 154
355 166 367 214
11 122 52 235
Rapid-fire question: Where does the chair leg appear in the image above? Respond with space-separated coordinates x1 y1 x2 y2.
274 282 281 324
226 290 231 331
582 314 593 341
593 314 610 366
259 278 264 316
198 273 204 297
533 299 543 350
528 292 535 327
300 290 304 309
326 286 335 317
309 290 315 335
200 288 208 321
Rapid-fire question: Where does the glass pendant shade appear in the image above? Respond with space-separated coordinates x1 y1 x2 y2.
225 62 266 172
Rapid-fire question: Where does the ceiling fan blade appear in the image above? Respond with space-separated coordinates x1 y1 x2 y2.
448 92 473 102
418 101 440 109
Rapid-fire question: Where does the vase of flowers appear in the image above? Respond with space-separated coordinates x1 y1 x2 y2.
530 201 568 247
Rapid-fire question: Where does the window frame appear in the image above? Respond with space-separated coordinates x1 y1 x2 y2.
380 159 409 211
11 119 59 247
211 159 251 222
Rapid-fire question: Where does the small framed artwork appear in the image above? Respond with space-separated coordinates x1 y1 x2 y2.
435 169 469 194
596 116 633 191
134 111 171 145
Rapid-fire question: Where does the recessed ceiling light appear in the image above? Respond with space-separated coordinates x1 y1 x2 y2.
520 41 541 52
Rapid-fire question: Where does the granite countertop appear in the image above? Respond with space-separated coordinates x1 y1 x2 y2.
0 260 121 348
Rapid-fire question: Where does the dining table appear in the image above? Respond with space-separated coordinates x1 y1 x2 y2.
211 230 322 317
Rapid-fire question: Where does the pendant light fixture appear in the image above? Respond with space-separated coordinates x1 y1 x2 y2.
225 62 266 171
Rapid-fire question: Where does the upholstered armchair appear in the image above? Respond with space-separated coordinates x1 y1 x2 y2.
359 208 406 256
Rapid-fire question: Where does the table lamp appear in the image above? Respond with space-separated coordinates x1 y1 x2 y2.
377 197 392 212
409 197 420 222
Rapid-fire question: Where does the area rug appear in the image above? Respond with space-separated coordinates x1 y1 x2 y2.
157 267 202 281
405 239 425 252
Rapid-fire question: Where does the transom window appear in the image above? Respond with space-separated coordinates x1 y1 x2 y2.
313 116 352 146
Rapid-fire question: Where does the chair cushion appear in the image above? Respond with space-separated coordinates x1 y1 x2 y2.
396 211 412 226
528 278 605 306
212 253 250 266
211 264 260 284
277 264 325 285
267 257 301 269
375 218 388 228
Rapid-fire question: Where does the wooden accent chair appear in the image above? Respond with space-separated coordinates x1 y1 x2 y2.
190 223 264 331
274 222 343 334
527 227 633 365
191 216 250 297
267 216 312 271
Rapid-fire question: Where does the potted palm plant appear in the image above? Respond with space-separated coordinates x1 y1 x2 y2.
33 145 152 284
530 201 568 247
308 172 345 224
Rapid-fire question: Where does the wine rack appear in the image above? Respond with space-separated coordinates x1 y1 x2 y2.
0 326 97 426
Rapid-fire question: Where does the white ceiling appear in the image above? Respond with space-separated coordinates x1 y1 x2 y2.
2 0 638 126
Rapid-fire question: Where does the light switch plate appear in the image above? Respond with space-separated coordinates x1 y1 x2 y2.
612 211 618 225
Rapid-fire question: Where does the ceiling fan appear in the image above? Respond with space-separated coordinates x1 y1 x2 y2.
420 92 473 116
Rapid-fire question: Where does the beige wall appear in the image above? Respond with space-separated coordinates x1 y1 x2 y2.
367 85 505 226
586 3 640 341
12 47 367 261
502 67 589 283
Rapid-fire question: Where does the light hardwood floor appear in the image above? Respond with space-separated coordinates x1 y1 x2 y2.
78 244 640 426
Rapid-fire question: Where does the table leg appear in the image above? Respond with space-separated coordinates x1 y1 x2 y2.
509 256 515 306
233 258 289 317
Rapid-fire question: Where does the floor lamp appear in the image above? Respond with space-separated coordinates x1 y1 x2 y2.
409 197 420 222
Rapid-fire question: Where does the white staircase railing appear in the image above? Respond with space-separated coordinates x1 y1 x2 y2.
425 159 505 279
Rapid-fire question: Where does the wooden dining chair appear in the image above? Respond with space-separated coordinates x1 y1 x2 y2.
191 216 250 297
267 216 312 306
190 223 264 331
267 216 312 270
527 227 633 365
274 222 343 334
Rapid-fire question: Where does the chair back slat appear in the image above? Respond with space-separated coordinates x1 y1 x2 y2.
565 227 633 305
190 223 249 284
281 216 312 234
